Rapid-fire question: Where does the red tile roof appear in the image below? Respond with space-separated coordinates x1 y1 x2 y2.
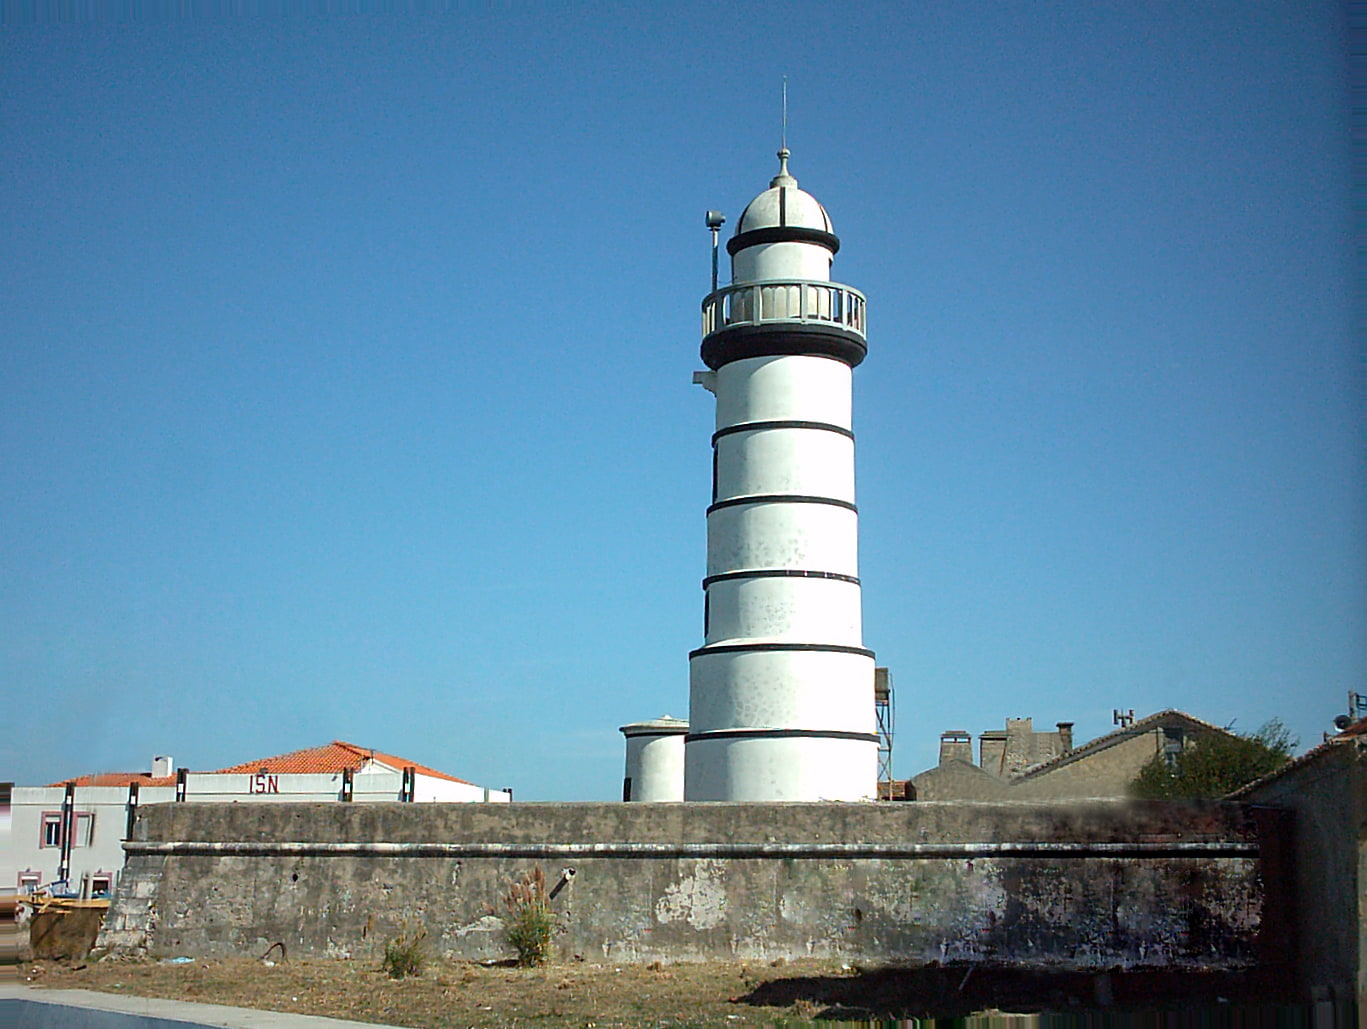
50 741 472 787
212 741 473 784
49 772 177 788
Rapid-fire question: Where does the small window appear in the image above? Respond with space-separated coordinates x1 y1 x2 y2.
1162 727 1185 768
90 873 113 897
72 812 94 847
40 813 61 848
18 871 40 892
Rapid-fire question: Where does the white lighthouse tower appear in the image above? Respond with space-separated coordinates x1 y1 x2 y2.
685 148 877 801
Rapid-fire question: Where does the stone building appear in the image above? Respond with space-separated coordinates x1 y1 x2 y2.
1229 718 1367 1005
908 710 1233 801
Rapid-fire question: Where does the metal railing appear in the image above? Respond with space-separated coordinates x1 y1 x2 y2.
702 280 866 341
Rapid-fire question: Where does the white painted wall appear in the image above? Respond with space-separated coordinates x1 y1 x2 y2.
715 356 852 430
5 786 174 899
4 772 510 899
687 161 878 802
685 733 878 802
690 650 876 734
706 503 859 578
714 427 854 500
623 731 687 802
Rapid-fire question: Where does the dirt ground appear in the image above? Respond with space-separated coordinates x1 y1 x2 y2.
22 955 1294 1027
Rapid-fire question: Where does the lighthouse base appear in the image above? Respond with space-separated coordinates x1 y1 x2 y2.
683 734 878 801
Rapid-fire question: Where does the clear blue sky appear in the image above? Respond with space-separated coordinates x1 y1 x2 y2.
3 3 1360 799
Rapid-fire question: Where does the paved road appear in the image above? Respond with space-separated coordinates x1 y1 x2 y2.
2 981 406 1028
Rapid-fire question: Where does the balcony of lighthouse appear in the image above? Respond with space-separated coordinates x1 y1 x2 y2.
700 279 867 369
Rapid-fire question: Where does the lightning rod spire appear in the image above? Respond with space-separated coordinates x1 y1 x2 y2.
781 76 788 152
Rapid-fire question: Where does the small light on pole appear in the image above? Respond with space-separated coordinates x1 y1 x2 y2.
706 210 726 293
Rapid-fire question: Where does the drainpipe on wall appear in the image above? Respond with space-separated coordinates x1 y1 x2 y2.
126 782 140 839
58 781 75 885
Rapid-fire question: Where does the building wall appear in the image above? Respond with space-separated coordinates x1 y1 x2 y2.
1010 731 1164 800
1001 718 1067 776
6 773 508 899
100 801 1269 969
909 762 1009 801
5 786 177 898
975 719 1069 778
1240 740 1367 1003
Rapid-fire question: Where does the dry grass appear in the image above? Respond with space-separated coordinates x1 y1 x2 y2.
21 954 825 1027
20 955 1289 1027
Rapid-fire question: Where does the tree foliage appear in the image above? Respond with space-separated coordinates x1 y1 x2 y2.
1129 719 1296 799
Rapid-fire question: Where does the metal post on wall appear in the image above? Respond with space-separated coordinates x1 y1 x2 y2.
175 767 188 802
400 766 415 802
58 781 75 885
341 767 354 802
874 668 894 795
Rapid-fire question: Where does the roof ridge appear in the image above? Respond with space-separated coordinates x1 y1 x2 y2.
1012 709 1231 781
49 741 476 786
1225 731 1349 798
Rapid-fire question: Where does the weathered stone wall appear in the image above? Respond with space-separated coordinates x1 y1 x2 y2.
99 801 1271 969
1011 733 1161 800
910 761 1010 801
1240 739 1367 1003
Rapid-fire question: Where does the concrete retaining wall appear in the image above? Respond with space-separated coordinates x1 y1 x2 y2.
98 800 1274 969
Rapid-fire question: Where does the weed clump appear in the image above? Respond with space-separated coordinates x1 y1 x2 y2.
381 927 426 979
504 867 554 966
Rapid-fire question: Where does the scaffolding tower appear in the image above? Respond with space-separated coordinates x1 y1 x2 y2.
874 667 894 787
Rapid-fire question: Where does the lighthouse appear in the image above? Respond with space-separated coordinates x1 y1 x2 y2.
685 149 877 801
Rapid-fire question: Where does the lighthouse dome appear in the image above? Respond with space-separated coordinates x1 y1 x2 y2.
735 148 834 235
727 149 840 276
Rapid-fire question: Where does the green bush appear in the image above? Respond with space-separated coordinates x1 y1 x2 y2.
1130 718 1296 799
381 927 426 979
504 867 555 967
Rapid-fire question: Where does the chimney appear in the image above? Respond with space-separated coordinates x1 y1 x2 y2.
938 731 972 765
1056 722 1074 752
151 755 173 778
978 730 1007 776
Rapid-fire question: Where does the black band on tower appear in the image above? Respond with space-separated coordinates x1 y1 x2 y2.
707 494 857 515
712 420 854 444
689 641 875 659
701 322 866 370
684 728 880 744
702 569 861 589
727 226 840 256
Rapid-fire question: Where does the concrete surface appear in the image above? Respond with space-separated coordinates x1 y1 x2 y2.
1 982 402 1029
98 800 1272 969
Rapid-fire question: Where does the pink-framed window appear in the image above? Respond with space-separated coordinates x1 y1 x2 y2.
39 810 95 847
72 811 94 847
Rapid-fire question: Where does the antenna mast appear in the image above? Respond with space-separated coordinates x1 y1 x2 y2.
781 76 788 151
705 210 725 292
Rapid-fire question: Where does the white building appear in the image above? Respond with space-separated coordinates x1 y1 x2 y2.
5 741 510 900
619 715 688 802
686 149 878 801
